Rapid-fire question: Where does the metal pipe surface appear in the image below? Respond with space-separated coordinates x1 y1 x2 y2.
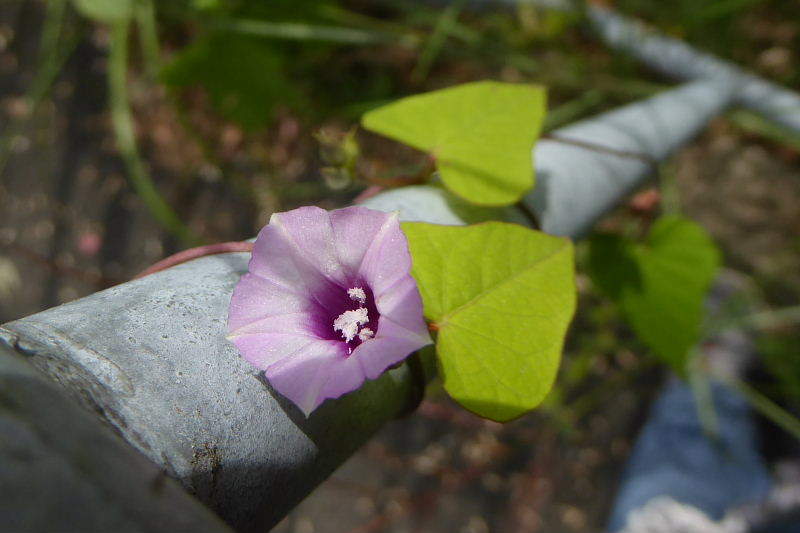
525 78 735 237
589 4 800 134
0 256 417 531
0 344 231 533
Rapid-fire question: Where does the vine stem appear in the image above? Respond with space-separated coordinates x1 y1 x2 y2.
689 350 720 440
353 185 384 203
541 133 656 164
210 18 395 44
108 20 199 246
134 0 161 79
737 305 800 330
726 377 800 443
134 241 254 279
411 0 466 82
0 0 75 178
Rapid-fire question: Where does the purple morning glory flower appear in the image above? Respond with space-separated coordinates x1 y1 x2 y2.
227 205 432 416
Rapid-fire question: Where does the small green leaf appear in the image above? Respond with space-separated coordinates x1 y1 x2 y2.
363 81 546 206
72 0 133 22
588 215 721 372
403 222 576 422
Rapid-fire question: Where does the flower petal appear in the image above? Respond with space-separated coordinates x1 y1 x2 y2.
329 206 399 281
247 209 344 312
265 340 352 415
356 212 414 295
230 334 323 370
316 354 368 408
270 206 349 285
227 273 313 335
351 318 431 380
376 276 432 342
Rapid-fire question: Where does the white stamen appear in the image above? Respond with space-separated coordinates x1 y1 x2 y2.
347 287 367 304
358 328 374 342
333 307 369 343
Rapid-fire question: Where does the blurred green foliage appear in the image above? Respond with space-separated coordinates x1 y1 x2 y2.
71 0 132 22
159 0 350 128
588 216 721 373
761 333 800 403
162 33 295 130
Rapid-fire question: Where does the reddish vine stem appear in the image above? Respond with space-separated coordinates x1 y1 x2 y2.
353 184 385 204
541 133 656 164
134 241 254 279
355 154 436 202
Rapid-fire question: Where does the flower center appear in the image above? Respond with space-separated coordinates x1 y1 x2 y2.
332 286 376 345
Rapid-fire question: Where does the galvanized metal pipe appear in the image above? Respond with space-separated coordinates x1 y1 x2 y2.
0 343 231 533
0 258 417 532
524 78 735 237
588 4 800 134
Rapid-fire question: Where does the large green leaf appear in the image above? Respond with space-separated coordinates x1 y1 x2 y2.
403 222 576 422
161 33 296 130
72 0 133 22
363 82 546 206
588 216 721 372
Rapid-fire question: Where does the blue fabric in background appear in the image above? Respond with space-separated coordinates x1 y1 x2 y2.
607 378 773 531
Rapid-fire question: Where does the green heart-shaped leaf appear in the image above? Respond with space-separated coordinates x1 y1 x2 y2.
363 81 546 206
588 215 720 372
403 222 576 422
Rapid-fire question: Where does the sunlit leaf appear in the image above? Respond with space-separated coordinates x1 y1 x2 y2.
403 222 576 422
364 82 546 206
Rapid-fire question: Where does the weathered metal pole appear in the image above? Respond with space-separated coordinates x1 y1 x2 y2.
588 3 800 134
0 344 232 532
0 79 734 531
0 258 418 532
524 79 735 237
